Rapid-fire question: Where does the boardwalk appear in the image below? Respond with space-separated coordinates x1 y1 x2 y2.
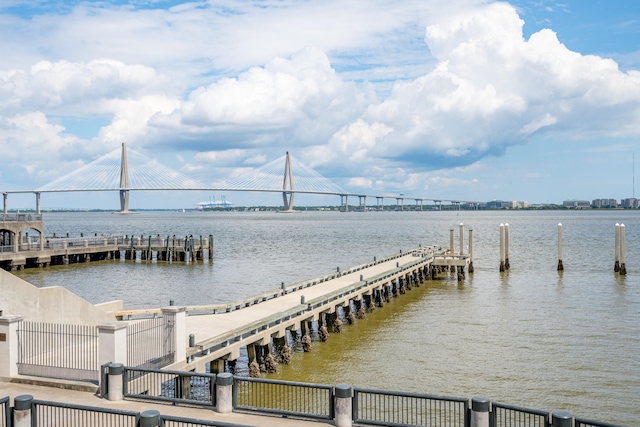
163 246 466 373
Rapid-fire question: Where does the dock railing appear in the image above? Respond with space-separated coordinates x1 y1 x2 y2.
116 247 438 320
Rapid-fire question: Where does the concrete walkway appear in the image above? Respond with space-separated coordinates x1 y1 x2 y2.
1 380 331 427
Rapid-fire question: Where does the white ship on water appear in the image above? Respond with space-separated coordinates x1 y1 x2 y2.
195 196 233 210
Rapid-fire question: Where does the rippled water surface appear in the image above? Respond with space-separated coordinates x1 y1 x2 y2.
13 210 640 425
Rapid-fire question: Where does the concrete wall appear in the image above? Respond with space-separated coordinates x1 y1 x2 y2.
0 269 117 324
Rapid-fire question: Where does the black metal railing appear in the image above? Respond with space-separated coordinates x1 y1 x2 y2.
354 388 469 427
0 396 9 427
32 399 139 427
491 402 549 426
160 414 254 427
123 366 217 407
233 376 334 420
575 418 625 427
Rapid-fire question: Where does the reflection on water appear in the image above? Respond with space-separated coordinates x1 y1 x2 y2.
11 210 640 425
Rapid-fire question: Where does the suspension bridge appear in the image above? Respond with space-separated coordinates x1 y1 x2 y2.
1 143 480 213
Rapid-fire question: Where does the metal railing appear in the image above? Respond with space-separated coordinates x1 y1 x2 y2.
0 397 9 427
0 213 42 222
32 399 139 427
354 388 469 427
575 418 624 427
160 414 254 427
122 366 217 407
234 376 334 420
17 321 99 382
127 316 174 369
491 402 549 426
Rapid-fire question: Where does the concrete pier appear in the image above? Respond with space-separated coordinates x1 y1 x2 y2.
0 234 213 271
130 246 465 374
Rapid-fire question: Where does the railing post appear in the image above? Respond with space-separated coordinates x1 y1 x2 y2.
552 411 573 427
334 383 352 427
470 396 490 427
0 315 23 378
162 306 186 364
215 372 234 414
98 323 128 369
12 395 32 427
108 363 125 401
138 410 161 427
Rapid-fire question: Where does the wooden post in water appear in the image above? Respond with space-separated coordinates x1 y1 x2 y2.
614 224 620 272
557 223 564 271
459 223 464 255
620 224 627 275
504 223 510 270
499 224 505 272
449 227 456 272
468 228 474 273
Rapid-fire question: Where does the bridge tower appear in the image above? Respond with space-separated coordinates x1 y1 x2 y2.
282 151 295 212
119 142 131 214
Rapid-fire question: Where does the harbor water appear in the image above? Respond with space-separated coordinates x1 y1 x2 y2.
12 210 640 425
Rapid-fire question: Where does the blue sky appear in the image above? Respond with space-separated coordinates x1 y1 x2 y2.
1 0 640 209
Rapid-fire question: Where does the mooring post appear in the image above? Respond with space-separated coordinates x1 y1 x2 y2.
620 224 627 275
614 223 620 272
459 223 464 255
499 224 505 272
504 223 510 270
449 227 455 272
449 227 454 255
557 223 564 271
470 396 490 427
468 228 474 273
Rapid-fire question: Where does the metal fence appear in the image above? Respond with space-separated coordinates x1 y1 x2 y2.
17 321 99 382
32 399 139 427
0 397 9 427
491 402 549 427
127 315 174 369
353 388 469 427
575 418 624 427
123 366 217 407
160 414 254 427
234 376 334 420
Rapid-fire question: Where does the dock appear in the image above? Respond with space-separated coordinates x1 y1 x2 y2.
114 246 468 375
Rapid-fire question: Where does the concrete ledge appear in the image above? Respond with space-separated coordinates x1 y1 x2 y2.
0 375 99 393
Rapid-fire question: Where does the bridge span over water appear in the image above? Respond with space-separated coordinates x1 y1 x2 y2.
1 143 480 213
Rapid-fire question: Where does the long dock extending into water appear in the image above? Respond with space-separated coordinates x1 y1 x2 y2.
114 245 469 376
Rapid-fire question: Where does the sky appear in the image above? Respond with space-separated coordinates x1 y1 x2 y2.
1 0 640 209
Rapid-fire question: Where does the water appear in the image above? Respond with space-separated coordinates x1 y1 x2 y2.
12 210 640 425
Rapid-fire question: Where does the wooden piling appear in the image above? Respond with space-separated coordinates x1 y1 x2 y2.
557 223 564 271
449 227 456 272
614 224 620 272
499 224 505 272
620 224 627 275
504 223 510 270
468 228 474 273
